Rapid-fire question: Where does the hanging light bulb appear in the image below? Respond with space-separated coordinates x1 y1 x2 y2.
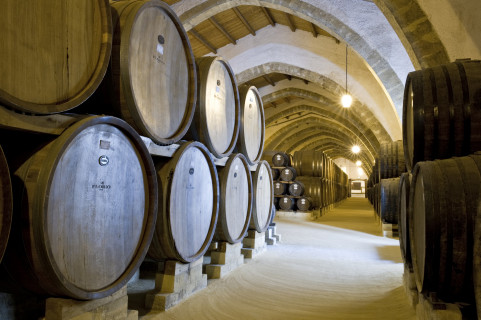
341 44 352 108
352 145 360 154
355 160 362 166
341 94 352 108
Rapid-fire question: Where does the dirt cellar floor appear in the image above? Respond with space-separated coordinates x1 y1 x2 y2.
137 198 417 320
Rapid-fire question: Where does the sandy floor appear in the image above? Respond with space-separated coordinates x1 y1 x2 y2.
136 198 416 320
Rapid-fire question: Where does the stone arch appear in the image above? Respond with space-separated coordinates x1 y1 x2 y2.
238 63 400 140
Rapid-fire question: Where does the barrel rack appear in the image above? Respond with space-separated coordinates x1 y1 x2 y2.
0 109 273 318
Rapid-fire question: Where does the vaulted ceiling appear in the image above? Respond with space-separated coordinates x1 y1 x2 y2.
161 0 478 175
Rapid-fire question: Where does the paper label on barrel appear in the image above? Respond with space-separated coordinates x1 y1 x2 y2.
302 199 305 204
157 43 164 55
284 199 288 203
294 185 298 189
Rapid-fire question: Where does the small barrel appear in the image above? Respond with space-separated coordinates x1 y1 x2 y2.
380 178 400 224
108 0 197 145
188 56 240 158
280 166 297 181
215 153 253 244
273 181 287 195
0 0 112 114
296 196 312 211
272 152 291 167
403 59 481 171
250 160 274 232
236 86 265 165
271 168 280 180
292 150 326 177
1 116 157 300
0 145 12 263
410 154 481 304
288 181 304 196
398 172 412 270
149 141 219 263
295 176 323 209
278 196 296 211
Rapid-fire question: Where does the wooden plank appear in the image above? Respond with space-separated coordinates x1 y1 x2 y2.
209 17 236 45
261 7 276 26
263 75 276 87
310 23 318 37
189 29 217 53
285 12 296 32
233 7 256 36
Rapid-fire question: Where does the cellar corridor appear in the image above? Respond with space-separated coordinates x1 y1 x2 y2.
134 198 416 319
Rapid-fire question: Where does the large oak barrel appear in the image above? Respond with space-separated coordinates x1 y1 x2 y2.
215 153 253 244
295 176 323 209
188 56 240 158
272 152 291 167
288 181 304 197
0 146 12 263
279 166 297 182
0 0 112 114
273 181 287 195
296 196 312 211
250 160 274 232
380 178 400 224
292 150 326 177
410 155 481 303
278 196 296 211
236 86 265 165
149 141 219 263
108 0 197 145
378 140 405 180
1 116 157 299
398 172 413 271
403 59 481 171
474 188 481 318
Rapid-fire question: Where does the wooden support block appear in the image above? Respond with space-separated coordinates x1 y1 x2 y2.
205 242 244 279
145 259 207 311
242 231 267 260
415 293 462 320
265 225 280 245
44 287 130 320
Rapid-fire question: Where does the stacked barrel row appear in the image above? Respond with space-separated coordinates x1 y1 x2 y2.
395 59 481 316
271 150 348 212
366 140 406 224
0 0 273 305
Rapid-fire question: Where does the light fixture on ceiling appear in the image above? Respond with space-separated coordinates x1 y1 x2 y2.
355 160 362 166
341 44 352 108
352 145 360 154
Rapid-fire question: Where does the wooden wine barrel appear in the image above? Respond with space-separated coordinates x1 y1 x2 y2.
278 196 296 211
271 168 280 180
378 141 405 180
215 153 253 244
272 152 291 167
236 86 265 165
288 181 304 197
188 56 240 158
292 150 326 177
273 181 287 195
109 0 197 145
296 196 312 211
279 166 297 182
410 155 481 303
0 0 112 114
403 59 481 171
1 116 157 299
474 187 481 319
250 160 274 232
295 176 323 209
380 178 400 224
398 172 412 271
149 141 219 263
0 146 12 263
